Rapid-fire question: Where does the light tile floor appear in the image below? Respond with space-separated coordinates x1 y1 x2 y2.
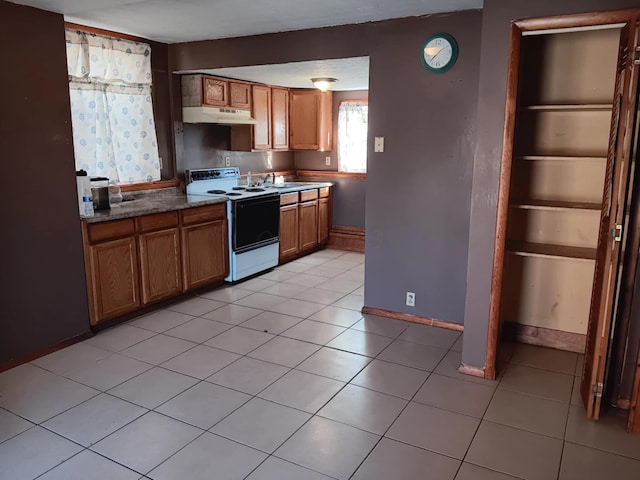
1 249 640 479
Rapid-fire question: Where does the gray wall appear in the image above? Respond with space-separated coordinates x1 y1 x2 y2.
181 124 296 174
463 0 640 368
364 12 481 324
295 90 369 229
171 11 483 326
0 1 90 364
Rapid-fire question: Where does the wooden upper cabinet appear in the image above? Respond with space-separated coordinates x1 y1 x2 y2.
202 77 229 107
290 89 333 151
229 82 251 110
272 87 289 150
252 85 272 150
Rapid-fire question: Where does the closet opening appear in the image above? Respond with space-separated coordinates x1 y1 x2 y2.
485 9 640 433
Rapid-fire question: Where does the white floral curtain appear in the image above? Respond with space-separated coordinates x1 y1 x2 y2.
338 101 368 173
66 29 160 183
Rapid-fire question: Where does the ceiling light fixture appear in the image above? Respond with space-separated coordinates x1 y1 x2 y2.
311 77 338 92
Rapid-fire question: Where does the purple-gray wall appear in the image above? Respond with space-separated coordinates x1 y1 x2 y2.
364 13 481 324
0 1 90 364
295 90 369 228
463 0 640 369
171 11 483 327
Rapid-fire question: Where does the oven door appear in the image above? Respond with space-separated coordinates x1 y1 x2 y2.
232 193 280 253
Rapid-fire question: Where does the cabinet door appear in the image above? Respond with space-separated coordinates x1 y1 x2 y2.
318 197 330 245
90 237 139 323
138 228 182 305
299 200 318 252
272 87 289 150
202 77 229 107
290 90 320 149
252 85 272 150
279 204 299 261
318 91 333 151
230 82 251 110
182 219 228 289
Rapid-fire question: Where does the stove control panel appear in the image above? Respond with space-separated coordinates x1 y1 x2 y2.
187 167 240 183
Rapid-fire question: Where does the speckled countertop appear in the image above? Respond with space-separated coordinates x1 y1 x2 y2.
81 182 332 224
82 188 227 224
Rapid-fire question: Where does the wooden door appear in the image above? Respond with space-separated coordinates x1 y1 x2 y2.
182 219 228 289
581 20 640 420
229 82 251 110
318 196 330 245
252 85 272 150
299 200 318 252
202 77 229 107
279 204 299 260
138 228 182 304
290 90 320 149
90 237 139 323
272 87 289 150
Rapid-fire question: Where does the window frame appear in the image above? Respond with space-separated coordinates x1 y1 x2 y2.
65 22 172 191
337 99 369 174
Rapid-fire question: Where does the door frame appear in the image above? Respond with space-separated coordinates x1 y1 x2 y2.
485 8 640 380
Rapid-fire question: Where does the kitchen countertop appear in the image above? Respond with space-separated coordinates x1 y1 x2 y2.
81 182 332 224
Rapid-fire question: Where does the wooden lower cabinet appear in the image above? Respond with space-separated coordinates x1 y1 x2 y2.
299 200 319 252
138 228 182 304
279 204 299 260
84 205 228 325
182 218 228 289
318 196 330 245
89 236 140 323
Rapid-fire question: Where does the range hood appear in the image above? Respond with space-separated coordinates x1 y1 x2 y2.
182 106 257 125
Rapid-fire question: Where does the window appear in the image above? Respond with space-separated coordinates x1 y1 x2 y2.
65 29 161 183
338 100 368 173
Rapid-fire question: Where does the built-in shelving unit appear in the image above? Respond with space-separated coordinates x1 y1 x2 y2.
500 27 620 336
522 104 613 111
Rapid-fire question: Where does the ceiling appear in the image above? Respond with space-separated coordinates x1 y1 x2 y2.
179 57 371 91
11 0 482 43
12 0 481 92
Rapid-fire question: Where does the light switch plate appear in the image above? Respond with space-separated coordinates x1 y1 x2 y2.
374 137 385 152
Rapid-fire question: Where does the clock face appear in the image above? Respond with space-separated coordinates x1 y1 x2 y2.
422 34 458 73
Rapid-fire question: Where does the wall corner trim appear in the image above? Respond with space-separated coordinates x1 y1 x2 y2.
361 306 464 332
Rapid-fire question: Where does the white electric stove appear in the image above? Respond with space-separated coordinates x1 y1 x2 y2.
186 167 280 282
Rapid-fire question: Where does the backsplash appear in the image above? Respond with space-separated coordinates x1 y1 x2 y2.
180 124 295 176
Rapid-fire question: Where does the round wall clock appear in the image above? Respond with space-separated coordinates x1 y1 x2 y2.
421 33 458 73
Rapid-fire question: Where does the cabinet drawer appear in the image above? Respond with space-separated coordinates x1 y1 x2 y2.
319 187 330 198
300 189 319 202
280 192 299 206
181 204 226 225
88 219 135 243
136 212 178 233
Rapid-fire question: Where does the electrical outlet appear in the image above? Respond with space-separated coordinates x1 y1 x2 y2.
374 137 385 152
225 156 231 167
158 157 163 170
325 156 331 166
406 291 416 307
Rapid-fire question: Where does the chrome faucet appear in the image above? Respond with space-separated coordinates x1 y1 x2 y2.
264 172 275 185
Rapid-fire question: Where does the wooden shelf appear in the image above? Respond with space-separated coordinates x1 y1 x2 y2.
509 199 601 211
507 241 597 261
515 155 607 162
520 104 612 111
